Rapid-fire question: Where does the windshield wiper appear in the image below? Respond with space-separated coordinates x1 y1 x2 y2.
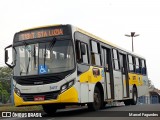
43 43 47 68
22 41 30 75
43 38 56 68
49 38 56 50
23 42 36 75
33 45 36 67
26 56 30 75
22 41 28 46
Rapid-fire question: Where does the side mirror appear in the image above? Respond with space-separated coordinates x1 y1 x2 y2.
5 50 9 63
4 44 14 68
81 43 86 55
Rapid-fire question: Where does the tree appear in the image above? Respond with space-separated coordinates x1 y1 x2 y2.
0 66 12 103
0 83 3 101
0 67 12 78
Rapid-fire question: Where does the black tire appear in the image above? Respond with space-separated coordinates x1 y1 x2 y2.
130 87 138 105
124 99 131 106
42 104 57 115
88 86 102 111
100 102 107 109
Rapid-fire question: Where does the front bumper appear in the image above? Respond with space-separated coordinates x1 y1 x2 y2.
14 86 78 106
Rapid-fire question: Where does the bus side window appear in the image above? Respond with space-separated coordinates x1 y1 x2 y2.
128 55 134 73
119 54 124 73
76 41 81 62
113 49 120 70
81 43 89 64
91 40 101 66
76 41 89 64
135 57 140 74
139 58 142 74
141 59 146 75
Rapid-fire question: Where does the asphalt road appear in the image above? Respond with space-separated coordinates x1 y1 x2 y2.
1 104 160 120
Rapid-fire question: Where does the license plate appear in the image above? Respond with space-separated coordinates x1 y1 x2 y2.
34 96 45 101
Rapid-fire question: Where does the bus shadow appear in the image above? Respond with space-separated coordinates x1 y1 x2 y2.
42 105 124 117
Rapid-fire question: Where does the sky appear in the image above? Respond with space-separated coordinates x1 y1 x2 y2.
0 0 160 89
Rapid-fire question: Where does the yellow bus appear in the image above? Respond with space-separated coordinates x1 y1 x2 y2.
5 24 149 114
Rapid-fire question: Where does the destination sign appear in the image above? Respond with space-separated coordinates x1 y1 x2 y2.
18 28 64 41
14 25 71 42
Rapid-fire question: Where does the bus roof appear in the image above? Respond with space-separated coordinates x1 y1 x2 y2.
19 24 145 59
20 24 62 32
75 26 145 59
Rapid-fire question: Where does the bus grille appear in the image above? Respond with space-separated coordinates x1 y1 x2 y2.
21 91 60 101
15 76 62 85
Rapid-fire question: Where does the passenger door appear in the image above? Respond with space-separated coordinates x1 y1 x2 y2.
101 47 112 99
112 49 123 100
119 53 129 98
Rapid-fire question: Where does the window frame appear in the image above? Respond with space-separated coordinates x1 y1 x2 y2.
112 49 120 71
135 57 141 74
141 59 147 75
90 40 102 66
128 54 134 73
76 40 89 65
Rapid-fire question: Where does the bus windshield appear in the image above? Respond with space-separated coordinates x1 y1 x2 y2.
14 39 74 76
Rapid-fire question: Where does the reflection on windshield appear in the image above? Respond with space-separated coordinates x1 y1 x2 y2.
14 40 74 76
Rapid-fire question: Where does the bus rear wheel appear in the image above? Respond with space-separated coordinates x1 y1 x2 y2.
42 104 57 115
130 87 137 105
88 86 102 111
124 99 131 106
124 87 137 106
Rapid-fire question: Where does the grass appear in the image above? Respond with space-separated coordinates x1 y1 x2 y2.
0 105 43 112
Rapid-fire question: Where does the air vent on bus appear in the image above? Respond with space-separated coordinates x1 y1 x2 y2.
15 75 63 85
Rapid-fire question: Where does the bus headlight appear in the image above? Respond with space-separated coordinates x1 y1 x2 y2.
68 80 74 87
14 87 21 96
61 80 75 93
61 84 68 93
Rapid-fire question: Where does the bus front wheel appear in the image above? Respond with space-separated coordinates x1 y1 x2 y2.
42 104 57 115
88 86 102 111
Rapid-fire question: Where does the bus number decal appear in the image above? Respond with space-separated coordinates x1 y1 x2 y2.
50 86 58 90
